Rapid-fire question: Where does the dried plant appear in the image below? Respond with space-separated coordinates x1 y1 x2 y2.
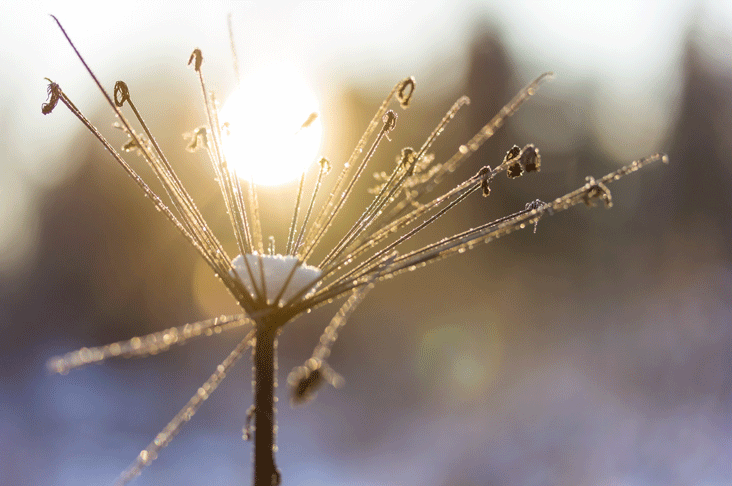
42 15 667 486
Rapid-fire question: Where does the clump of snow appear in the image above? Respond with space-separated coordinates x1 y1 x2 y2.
231 254 322 305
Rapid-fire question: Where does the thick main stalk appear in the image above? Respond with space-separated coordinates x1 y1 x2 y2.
253 318 280 486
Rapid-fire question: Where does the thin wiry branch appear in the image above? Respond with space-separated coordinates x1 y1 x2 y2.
297 77 415 258
292 157 331 255
45 82 229 287
285 172 306 254
113 329 256 486
301 110 398 260
320 95 471 269
113 81 241 282
320 142 530 286
48 17 252 310
380 154 667 281
293 153 668 312
385 72 554 221
289 255 394 405
47 314 254 374
189 50 257 264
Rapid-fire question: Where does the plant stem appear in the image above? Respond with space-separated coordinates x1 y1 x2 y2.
253 317 280 486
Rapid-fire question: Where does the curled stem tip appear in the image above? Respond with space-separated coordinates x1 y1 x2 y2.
188 48 203 71
397 76 416 108
456 95 471 108
42 79 60 115
113 81 130 107
289 358 323 405
319 157 331 173
540 71 555 80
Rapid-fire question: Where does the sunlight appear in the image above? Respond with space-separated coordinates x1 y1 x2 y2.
219 62 322 186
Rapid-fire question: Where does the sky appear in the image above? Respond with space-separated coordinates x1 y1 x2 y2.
2 0 731 278
2 2 732 485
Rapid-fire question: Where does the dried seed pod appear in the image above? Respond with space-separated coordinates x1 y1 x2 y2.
318 157 331 174
288 358 324 405
504 145 523 178
399 147 417 176
582 176 613 208
507 162 523 178
288 358 344 406
520 144 541 173
122 138 140 153
504 145 521 162
382 109 398 133
184 127 209 153
475 165 493 197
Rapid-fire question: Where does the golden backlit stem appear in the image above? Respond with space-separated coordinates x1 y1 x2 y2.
321 95 470 269
113 82 223 260
210 92 255 256
328 145 529 281
323 159 508 282
114 329 256 486
286 172 306 255
300 154 667 311
48 84 222 283
227 13 241 87
319 148 415 269
386 72 553 221
301 110 397 261
298 77 414 258
46 314 254 374
379 155 666 282
323 174 481 290
248 174 265 255
292 157 330 255
48 17 251 309
189 50 255 261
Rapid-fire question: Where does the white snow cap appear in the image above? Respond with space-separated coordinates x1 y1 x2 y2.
231 254 322 305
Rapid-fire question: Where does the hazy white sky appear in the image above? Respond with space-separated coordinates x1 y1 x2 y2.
1 0 731 276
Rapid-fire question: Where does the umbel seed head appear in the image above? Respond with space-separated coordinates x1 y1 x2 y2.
41 17 666 485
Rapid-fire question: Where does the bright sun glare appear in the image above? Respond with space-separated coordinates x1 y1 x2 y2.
219 62 323 186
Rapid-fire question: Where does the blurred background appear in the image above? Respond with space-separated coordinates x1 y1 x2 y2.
2 1 731 485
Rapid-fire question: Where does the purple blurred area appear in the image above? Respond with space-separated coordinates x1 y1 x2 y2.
2 10 732 486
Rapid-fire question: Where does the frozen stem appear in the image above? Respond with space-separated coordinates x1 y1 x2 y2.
46 314 254 374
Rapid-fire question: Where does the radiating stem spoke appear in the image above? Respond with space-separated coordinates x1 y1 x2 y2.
47 314 254 375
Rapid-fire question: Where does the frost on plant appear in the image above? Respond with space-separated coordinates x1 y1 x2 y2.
43 15 668 486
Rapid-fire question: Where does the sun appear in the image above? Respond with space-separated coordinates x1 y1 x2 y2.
219 62 323 186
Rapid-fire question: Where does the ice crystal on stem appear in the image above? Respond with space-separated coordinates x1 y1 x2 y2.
43 15 667 486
